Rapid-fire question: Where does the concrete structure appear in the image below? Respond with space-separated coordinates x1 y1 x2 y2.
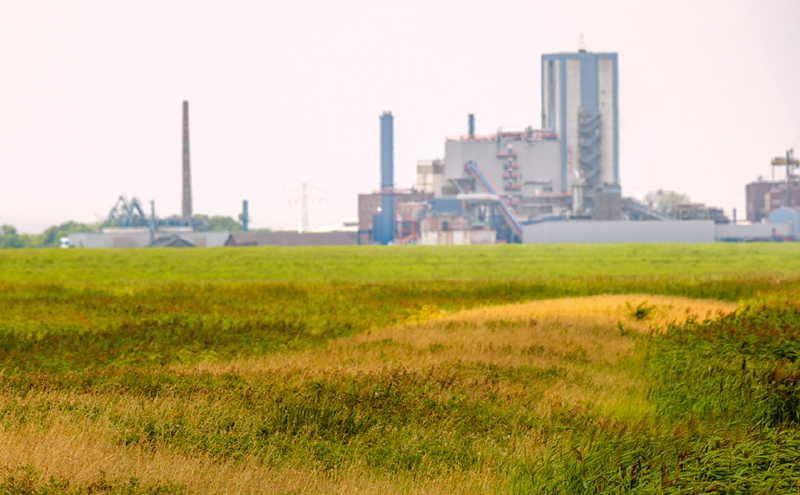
419 215 470 245
225 231 357 246
592 184 622 220
444 129 562 203
767 207 800 239
442 129 570 230
523 220 795 244
416 159 445 196
523 221 715 244
69 231 230 248
541 51 619 192
469 229 497 244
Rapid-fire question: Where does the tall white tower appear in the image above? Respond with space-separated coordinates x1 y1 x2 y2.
541 52 619 192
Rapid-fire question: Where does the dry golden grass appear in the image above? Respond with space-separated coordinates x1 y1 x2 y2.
182 295 736 418
188 294 735 375
0 392 494 495
0 295 737 494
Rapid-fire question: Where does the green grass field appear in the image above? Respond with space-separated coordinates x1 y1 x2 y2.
2 244 799 283
1 244 800 494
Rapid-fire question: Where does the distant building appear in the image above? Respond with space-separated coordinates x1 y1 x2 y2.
746 180 780 223
541 51 619 192
225 231 356 247
357 192 432 245
431 50 622 227
442 128 564 220
672 203 729 224
415 159 445 196
149 234 195 248
524 220 794 244
764 185 800 216
524 220 715 244
69 231 229 248
592 184 622 221
419 215 471 245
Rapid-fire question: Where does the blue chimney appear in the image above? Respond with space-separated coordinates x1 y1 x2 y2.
377 111 395 244
380 111 394 190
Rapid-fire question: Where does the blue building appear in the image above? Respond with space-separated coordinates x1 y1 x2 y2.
541 51 619 192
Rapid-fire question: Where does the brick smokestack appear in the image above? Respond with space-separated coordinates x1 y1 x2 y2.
182 100 192 220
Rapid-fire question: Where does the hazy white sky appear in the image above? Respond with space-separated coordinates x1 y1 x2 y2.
2 0 799 232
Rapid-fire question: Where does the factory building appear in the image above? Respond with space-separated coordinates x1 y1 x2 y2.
433 51 623 231
357 48 756 245
541 51 619 192
359 49 627 244
524 220 793 244
765 186 800 214
404 49 624 243
358 191 432 245
442 128 565 219
745 178 800 224
745 152 800 224
225 231 357 247
416 160 445 196
746 179 782 223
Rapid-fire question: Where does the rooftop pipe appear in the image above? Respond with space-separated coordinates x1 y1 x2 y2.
468 114 475 138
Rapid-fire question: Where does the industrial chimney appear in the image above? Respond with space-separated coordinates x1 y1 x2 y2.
376 111 395 245
182 101 192 220
380 111 394 191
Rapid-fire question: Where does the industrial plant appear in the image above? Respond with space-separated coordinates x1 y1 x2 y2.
358 49 795 245
67 49 798 248
69 100 359 249
743 150 800 240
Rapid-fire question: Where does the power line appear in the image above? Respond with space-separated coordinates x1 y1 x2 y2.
283 180 326 232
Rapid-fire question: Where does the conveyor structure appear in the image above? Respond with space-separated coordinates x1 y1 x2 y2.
464 161 523 241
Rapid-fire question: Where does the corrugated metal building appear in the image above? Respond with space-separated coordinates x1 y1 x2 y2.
524 220 714 244
225 231 357 246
